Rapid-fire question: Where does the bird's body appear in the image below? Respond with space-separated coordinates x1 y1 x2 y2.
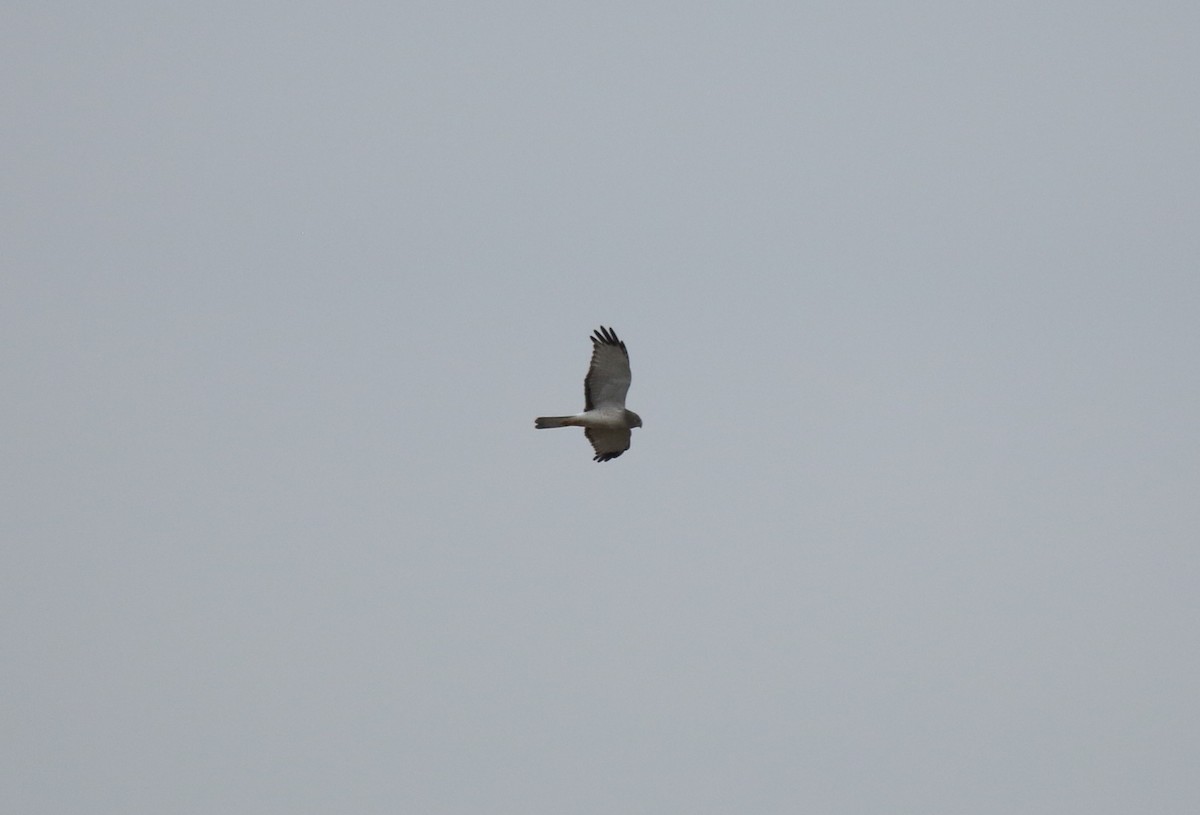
535 326 642 462
534 407 632 430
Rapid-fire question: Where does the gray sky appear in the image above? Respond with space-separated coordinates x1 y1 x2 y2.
4 3 1198 813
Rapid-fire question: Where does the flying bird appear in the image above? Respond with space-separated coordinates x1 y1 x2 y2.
535 326 643 462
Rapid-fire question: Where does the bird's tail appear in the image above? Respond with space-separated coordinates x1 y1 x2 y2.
534 416 580 429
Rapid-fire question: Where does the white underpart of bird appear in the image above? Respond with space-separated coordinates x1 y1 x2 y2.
534 326 643 462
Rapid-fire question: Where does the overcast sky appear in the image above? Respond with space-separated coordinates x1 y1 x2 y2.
4 3 1199 813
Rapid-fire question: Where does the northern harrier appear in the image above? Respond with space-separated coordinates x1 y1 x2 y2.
535 326 643 462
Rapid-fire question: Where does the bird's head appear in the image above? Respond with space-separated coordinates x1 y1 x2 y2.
626 410 643 429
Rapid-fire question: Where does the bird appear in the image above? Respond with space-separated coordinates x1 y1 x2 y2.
535 326 643 462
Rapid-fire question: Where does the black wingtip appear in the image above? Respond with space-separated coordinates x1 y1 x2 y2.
591 326 626 352
593 450 625 462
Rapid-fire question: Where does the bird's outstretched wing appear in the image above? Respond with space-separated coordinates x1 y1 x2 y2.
585 427 631 462
584 326 631 410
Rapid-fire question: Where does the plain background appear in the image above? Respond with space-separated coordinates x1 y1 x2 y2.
4 3 1198 813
